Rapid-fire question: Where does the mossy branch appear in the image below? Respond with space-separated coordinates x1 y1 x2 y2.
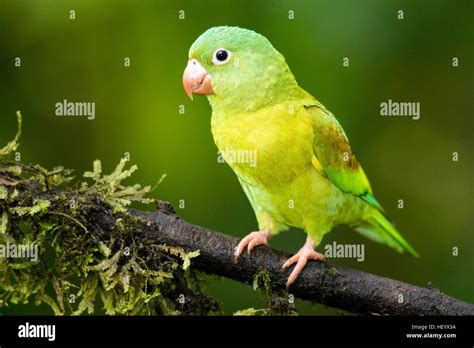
0 112 222 315
131 206 474 316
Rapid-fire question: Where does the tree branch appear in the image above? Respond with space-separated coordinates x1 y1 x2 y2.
127 203 473 316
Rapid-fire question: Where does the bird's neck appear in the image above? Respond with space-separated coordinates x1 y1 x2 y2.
207 82 309 116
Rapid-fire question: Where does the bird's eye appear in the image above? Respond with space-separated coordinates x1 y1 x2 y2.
212 48 231 65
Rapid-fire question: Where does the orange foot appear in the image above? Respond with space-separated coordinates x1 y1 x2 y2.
234 230 272 259
282 238 326 289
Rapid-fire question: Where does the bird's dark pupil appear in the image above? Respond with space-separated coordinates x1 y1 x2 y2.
216 50 228 61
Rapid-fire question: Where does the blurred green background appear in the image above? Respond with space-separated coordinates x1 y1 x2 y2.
0 0 472 315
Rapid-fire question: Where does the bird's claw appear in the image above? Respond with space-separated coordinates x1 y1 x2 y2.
282 242 325 289
234 230 271 260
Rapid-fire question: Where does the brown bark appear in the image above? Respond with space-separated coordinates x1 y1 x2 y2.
126 203 474 316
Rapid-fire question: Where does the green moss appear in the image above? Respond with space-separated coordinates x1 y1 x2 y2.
0 112 222 316
326 267 342 277
0 111 22 159
233 307 269 316
0 186 8 200
234 269 298 316
10 199 50 217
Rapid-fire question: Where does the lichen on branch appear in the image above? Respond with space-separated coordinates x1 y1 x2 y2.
0 112 221 315
234 269 297 316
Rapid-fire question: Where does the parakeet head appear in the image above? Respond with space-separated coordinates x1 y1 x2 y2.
183 26 303 113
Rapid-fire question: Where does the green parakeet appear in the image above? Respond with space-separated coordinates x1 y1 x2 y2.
183 26 419 288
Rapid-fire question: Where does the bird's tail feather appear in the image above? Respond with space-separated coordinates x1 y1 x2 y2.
355 209 419 257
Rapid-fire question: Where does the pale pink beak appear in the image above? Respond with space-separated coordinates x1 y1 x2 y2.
182 59 213 100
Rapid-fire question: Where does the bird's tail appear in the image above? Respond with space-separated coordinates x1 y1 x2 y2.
354 209 419 257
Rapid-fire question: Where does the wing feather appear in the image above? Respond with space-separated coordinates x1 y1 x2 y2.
303 103 383 211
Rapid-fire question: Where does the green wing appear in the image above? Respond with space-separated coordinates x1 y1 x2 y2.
303 102 382 211
303 102 419 256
